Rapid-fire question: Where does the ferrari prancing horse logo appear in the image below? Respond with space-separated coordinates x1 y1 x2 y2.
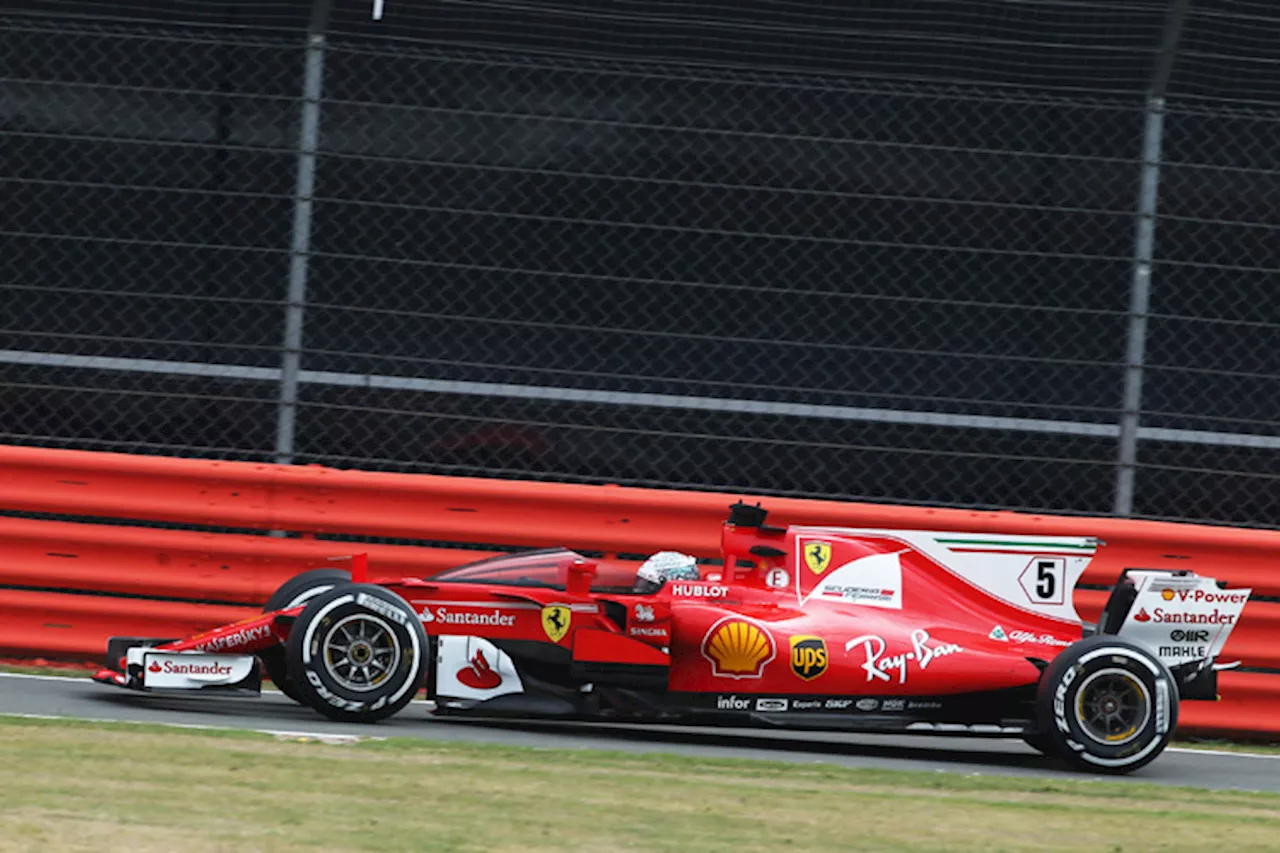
804 541 832 575
541 604 572 643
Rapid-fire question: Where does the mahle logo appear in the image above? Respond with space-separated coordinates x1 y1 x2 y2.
789 635 828 681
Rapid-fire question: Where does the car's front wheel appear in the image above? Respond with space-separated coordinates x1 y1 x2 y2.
1035 635 1178 774
260 568 352 704
286 584 428 723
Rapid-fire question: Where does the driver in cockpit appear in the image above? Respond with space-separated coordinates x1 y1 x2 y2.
631 550 701 594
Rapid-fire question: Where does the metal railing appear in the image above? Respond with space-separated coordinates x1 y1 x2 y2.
4 0 1280 525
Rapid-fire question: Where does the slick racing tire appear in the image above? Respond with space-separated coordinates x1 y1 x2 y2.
286 583 428 723
260 569 352 704
1035 635 1178 774
1020 733 1053 756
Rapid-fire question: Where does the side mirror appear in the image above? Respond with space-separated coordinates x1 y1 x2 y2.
567 558 598 595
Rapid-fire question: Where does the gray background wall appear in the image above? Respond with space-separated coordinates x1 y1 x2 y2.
4 0 1280 525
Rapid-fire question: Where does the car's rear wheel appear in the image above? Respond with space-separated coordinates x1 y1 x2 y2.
286 583 428 723
1020 733 1053 755
260 569 352 704
1035 635 1177 774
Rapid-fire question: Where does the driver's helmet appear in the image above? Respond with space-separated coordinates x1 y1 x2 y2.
632 550 701 594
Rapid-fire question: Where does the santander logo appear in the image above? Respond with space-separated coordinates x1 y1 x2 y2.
1131 604 1239 626
457 649 502 690
149 659 234 676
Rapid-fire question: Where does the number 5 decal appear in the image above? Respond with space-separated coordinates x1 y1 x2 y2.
1018 557 1066 606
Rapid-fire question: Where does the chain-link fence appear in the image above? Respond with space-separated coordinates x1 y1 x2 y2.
4 0 1280 526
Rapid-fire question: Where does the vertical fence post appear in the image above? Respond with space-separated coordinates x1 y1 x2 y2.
275 0 331 466
1114 0 1192 516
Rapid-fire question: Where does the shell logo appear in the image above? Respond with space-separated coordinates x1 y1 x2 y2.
701 617 777 678
1161 588 1175 601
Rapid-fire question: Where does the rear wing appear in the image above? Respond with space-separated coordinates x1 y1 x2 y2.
1098 568 1251 701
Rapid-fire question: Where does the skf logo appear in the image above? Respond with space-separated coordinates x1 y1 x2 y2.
804 541 832 575
789 635 828 681
540 604 572 642
702 617 776 678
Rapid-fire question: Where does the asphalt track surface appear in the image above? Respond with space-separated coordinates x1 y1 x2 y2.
3 673 1279 792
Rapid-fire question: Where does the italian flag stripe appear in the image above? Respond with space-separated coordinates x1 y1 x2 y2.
935 538 1094 550
947 548 1093 558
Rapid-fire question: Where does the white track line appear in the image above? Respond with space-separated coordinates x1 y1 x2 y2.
0 711 384 744
1167 746 1280 760
0 672 92 683
0 672 427 701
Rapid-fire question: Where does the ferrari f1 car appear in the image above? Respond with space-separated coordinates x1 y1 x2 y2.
94 502 1252 773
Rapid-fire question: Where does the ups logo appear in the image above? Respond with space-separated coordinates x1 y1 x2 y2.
789 635 828 681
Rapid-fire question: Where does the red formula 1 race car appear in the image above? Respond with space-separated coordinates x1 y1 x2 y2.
94 502 1252 773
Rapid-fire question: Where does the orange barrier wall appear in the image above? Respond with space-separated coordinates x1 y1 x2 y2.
5 443 1280 596
2 443 1278 738
0 515 500 604
0 589 251 660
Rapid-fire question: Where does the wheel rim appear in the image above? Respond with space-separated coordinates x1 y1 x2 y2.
322 613 401 692
1074 667 1151 746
